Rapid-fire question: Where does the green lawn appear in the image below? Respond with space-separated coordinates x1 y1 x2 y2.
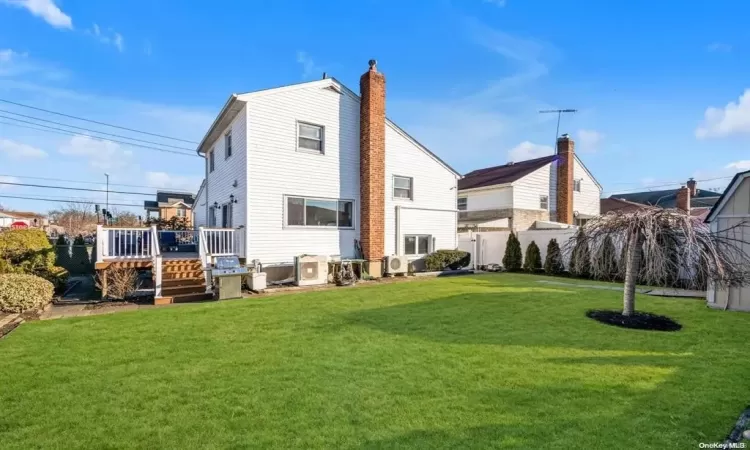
1 273 749 449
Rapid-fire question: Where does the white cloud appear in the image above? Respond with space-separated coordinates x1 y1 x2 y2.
0 138 48 158
725 160 750 171
576 129 604 152
707 42 732 53
507 141 553 162
696 89 750 138
0 48 67 80
87 24 125 52
144 172 202 192
59 135 133 170
296 51 323 79
482 0 507 6
1 0 72 29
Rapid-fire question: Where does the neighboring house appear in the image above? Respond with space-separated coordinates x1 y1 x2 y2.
457 134 602 231
193 60 460 277
705 170 750 311
0 211 48 229
602 178 720 221
144 191 196 226
193 180 206 228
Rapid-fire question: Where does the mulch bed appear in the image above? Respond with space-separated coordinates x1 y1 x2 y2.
586 309 682 332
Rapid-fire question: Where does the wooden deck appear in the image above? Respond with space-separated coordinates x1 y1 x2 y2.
94 253 199 270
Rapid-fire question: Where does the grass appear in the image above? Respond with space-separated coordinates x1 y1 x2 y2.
1 273 750 449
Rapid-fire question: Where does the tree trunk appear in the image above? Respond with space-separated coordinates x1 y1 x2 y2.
623 233 642 316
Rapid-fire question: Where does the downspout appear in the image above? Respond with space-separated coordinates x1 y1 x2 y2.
204 152 209 227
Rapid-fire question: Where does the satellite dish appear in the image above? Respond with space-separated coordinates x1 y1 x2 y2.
573 211 580 218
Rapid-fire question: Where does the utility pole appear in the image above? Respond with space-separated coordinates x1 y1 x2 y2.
539 109 577 144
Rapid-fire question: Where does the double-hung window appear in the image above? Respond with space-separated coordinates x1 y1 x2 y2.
286 196 354 228
298 122 324 153
209 149 215 172
393 176 413 200
404 235 431 256
457 197 467 211
573 179 581 192
225 131 233 159
540 195 549 210
176 208 186 218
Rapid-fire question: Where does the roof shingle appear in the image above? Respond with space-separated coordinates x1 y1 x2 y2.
458 155 558 190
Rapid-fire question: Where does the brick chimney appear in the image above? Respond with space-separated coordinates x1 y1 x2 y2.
360 59 386 277
687 178 697 197
556 134 574 224
676 185 691 213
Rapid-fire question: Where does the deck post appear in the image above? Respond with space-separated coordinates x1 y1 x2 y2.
101 269 108 299
96 225 105 263
154 254 163 298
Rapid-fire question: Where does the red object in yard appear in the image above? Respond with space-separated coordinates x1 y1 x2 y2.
10 222 28 229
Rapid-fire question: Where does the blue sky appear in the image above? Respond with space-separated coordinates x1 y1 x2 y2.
1 0 749 214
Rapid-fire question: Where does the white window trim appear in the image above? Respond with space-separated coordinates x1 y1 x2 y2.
283 195 355 230
540 195 549 210
393 175 414 201
209 149 215 173
296 121 325 155
573 179 582 192
403 234 433 257
208 206 217 227
457 197 468 211
224 131 233 159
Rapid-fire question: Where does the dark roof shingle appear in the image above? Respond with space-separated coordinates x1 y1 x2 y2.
610 189 720 209
458 155 558 190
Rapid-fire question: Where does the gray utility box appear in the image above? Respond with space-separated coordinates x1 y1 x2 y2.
211 256 248 300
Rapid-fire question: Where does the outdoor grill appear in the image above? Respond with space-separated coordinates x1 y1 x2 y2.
210 256 247 300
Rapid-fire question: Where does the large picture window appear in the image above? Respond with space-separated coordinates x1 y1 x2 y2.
285 196 354 228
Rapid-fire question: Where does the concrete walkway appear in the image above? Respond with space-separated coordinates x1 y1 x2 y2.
535 280 705 298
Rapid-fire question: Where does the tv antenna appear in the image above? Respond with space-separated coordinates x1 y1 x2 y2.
539 109 578 143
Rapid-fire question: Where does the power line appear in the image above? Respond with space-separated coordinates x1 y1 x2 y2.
0 108 195 151
0 173 195 191
0 98 199 144
0 191 143 205
0 118 199 157
0 181 153 196
0 194 142 208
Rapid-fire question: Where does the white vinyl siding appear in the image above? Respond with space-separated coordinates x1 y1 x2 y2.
193 184 207 227
245 83 360 263
572 157 601 217
460 186 513 211
385 124 458 256
204 106 247 239
513 164 555 211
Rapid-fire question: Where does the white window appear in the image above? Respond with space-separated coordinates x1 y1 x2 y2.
225 131 232 159
208 206 217 227
457 197 467 211
540 195 549 210
393 176 413 200
573 179 581 192
221 203 232 228
298 122 324 153
175 208 186 218
404 235 432 256
285 196 354 228
209 149 215 173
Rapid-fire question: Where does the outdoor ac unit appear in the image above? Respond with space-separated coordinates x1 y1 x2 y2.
294 255 329 286
386 255 409 275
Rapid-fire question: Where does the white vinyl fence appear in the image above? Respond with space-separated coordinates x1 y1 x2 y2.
458 229 578 270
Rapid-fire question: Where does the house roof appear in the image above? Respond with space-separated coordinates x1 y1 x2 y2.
600 197 648 214
458 155 558 190
2 210 44 219
144 191 195 210
610 188 720 209
705 169 750 222
195 77 460 176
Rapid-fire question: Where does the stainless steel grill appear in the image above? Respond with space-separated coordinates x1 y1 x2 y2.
211 255 248 277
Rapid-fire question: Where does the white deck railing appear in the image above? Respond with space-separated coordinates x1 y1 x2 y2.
96 225 153 261
200 228 238 256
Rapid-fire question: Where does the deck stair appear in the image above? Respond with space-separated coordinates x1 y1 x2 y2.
155 258 212 305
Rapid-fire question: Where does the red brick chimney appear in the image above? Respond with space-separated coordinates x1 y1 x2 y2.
676 185 691 213
360 59 386 277
687 178 697 197
556 134 574 224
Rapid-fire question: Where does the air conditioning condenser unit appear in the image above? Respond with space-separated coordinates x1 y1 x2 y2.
385 255 409 275
294 255 329 286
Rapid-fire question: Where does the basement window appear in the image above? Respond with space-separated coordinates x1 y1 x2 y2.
297 122 324 154
404 235 431 256
573 179 581 192
540 195 549 210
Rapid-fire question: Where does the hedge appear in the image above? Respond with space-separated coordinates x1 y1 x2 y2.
0 273 54 313
0 229 55 274
424 249 471 271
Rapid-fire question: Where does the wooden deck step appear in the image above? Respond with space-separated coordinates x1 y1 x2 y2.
162 278 206 288
162 284 207 297
155 292 213 305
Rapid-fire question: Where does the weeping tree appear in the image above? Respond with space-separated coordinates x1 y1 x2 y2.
593 235 618 281
569 229 591 278
568 208 750 317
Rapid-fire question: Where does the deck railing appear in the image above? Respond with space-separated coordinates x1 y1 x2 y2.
199 228 238 256
96 225 153 261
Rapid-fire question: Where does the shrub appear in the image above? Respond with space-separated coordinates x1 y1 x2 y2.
96 267 140 300
570 229 591 278
523 241 542 272
424 249 471 271
502 232 523 272
0 229 55 274
593 235 618 281
70 235 92 274
42 266 69 293
544 239 565 275
0 273 54 313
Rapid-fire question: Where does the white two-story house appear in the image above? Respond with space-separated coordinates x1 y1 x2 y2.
193 60 460 279
457 134 601 231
